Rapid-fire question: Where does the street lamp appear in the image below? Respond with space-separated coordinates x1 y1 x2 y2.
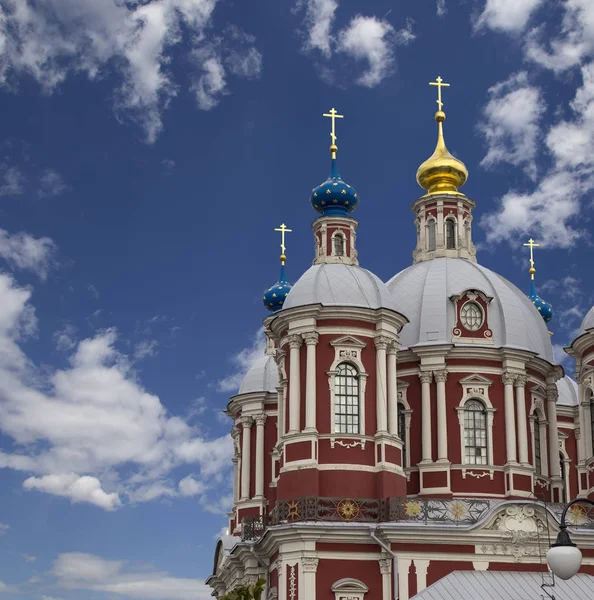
547 498 594 580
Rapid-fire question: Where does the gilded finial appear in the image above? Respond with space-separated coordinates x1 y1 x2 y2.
416 76 468 194
274 223 292 265
523 238 540 280
323 108 344 159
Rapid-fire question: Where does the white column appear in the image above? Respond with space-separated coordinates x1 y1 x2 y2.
515 375 529 465
502 373 517 464
419 371 433 462
375 336 389 433
398 558 412 600
240 416 253 500
301 557 318 600
548 387 561 479
275 349 286 441
232 427 241 504
288 335 302 434
434 369 448 461
303 332 318 432
414 559 430 593
379 558 392 600
584 389 594 459
436 202 444 248
254 414 267 498
387 343 398 436
577 379 586 463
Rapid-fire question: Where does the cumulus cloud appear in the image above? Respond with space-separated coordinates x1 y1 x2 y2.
0 1 261 142
0 273 233 510
38 169 69 198
0 522 8 534
337 16 414 87
0 228 56 278
475 0 544 33
54 324 77 352
436 0 447 17
134 339 159 360
215 329 266 393
178 474 206 497
478 72 545 179
23 473 121 511
0 165 25 196
52 552 212 600
296 0 338 57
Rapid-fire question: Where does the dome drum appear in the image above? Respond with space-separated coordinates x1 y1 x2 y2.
313 216 359 266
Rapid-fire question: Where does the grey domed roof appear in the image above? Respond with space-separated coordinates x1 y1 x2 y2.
557 376 578 407
580 306 594 336
387 258 554 362
284 264 399 312
238 355 278 395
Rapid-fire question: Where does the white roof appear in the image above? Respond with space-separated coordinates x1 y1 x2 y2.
412 570 594 599
557 375 579 406
387 258 554 362
284 263 400 312
238 355 278 395
580 305 594 335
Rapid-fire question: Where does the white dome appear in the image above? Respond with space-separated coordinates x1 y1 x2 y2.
284 264 399 312
580 306 594 336
238 355 278 395
557 376 579 407
387 258 554 362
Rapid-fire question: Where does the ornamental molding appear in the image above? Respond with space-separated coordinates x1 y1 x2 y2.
239 416 253 428
254 414 267 426
514 374 527 388
302 331 319 345
330 335 367 349
301 556 319 573
547 387 559 403
331 439 366 450
287 334 303 349
288 565 297 600
418 371 433 384
463 470 492 480
536 478 550 489
374 335 392 351
434 369 448 383
501 372 516 386
378 558 392 575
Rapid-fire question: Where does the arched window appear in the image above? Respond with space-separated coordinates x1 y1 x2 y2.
398 403 407 467
335 363 360 434
464 400 487 465
427 219 436 251
533 412 542 475
333 233 345 256
446 219 456 249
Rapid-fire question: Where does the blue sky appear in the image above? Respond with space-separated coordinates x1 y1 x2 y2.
0 0 592 598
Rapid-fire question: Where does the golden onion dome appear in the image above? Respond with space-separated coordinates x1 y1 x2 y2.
416 110 468 194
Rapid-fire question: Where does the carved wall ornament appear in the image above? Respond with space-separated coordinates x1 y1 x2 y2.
419 371 433 384
465 470 490 479
374 335 391 351
434 369 448 383
301 557 319 573
378 558 392 575
303 331 319 346
331 439 365 449
514 375 527 388
288 565 297 600
239 416 253 429
547 387 559 403
254 414 267 426
287 334 303 349
501 372 516 386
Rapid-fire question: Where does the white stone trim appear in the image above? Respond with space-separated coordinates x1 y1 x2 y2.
331 578 368 600
398 381 412 470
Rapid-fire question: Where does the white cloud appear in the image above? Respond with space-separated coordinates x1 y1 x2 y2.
0 580 6 591
52 552 212 600
0 522 8 535
475 0 544 33
21 553 36 562
337 16 414 87
0 228 56 278
0 273 232 510
41 596 63 600
191 51 227 111
525 0 594 71
0 1 260 142
0 165 25 196
38 169 69 198
54 324 77 352
436 0 447 17
134 339 159 360
478 72 545 179
23 473 121 511
296 0 338 57
178 474 206 497
215 329 266 392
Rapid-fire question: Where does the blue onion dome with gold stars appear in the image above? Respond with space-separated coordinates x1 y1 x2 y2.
263 224 292 313
263 260 291 312
529 275 553 324
310 153 358 217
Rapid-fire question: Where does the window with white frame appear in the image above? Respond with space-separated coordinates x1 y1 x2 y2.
533 411 542 475
427 219 436 251
332 232 345 256
464 399 487 465
446 218 456 249
334 363 360 434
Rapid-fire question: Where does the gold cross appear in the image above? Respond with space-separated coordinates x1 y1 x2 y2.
523 238 540 269
274 223 292 256
429 76 450 111
323 107 344 145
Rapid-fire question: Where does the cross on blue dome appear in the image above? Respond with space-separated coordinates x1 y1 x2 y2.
523 238 553 324
263 224 292 313
310 157 358 217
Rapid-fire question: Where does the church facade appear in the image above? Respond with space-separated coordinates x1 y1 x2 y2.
207 84 594 599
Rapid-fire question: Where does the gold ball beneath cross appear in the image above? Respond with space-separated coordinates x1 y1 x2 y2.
434 110 446 123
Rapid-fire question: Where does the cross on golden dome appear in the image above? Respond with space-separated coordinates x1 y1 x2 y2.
429 76 450 112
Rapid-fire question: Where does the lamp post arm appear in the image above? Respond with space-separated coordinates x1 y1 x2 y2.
559 498 594 529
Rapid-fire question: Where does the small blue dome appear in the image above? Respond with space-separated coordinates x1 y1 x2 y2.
529 279 553 323
310 158 358 216
263 262 292 313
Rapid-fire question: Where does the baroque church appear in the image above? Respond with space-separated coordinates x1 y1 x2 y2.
207 80 594 599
